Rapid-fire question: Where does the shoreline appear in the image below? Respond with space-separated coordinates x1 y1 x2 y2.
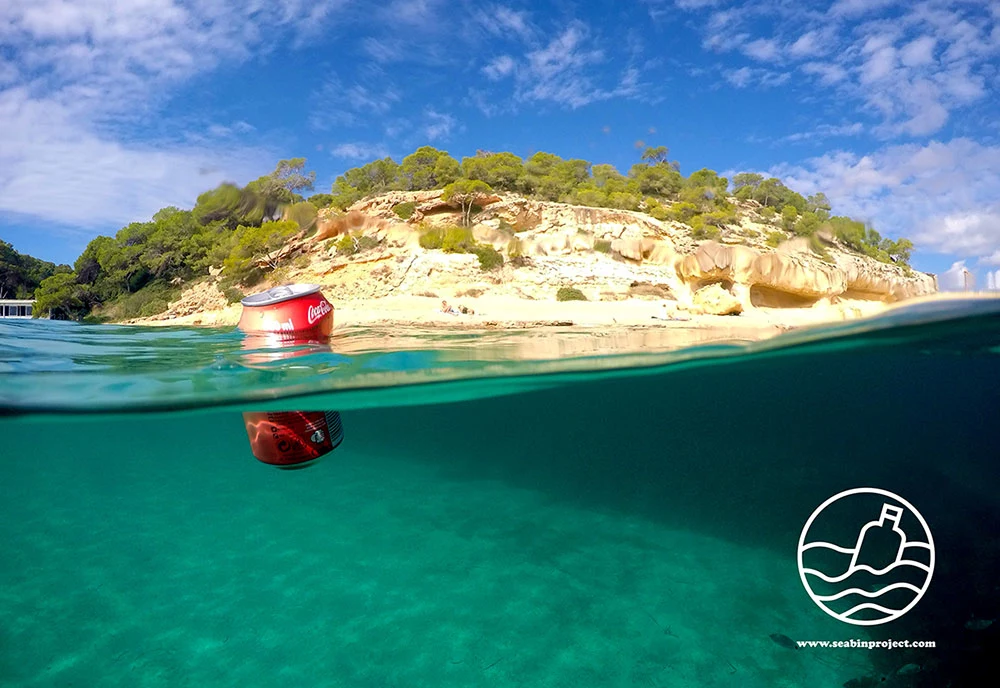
123 293 892 340
122 292 1000 335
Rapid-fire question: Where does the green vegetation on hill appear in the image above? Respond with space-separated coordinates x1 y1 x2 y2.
0 240 70 302
26 147 915 321
32 159 321 320
328 145 913 264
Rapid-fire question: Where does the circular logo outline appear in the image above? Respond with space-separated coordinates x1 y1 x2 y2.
797 487 935 626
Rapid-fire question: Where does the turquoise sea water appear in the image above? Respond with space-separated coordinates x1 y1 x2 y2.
2 300 999 687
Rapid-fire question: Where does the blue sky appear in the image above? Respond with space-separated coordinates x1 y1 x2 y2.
1 0 998 289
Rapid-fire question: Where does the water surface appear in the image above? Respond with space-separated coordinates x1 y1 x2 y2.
2 300 998 687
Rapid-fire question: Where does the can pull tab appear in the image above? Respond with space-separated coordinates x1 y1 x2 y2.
267 285 294 300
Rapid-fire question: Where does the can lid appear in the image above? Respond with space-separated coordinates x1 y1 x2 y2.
241 284 322 307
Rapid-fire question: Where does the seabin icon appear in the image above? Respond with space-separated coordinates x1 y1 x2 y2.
798 488 934 626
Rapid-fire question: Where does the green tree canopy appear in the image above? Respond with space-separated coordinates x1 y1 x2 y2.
33 273 92 320
400 146 461 190
640 146 670 165
461 152 526 192
0 240 65 299
442 179 494 226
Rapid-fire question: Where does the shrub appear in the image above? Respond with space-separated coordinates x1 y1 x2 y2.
649 205 671 221
222 286 244 304
765 231 786 248
472 245 504 271
669 201 699 223
392 201 417 220
760 206 777 220
419 226 444 249
507 238 523 258
442 225 475 253
334 234 355 254
105 281 180 320
556 287 587 302
689 216 721 240
357 235 381 252
691 225 721 240
608 191 641 211
594 239 612 253
808 233 833 262
336 233 382 256
703 208 737 227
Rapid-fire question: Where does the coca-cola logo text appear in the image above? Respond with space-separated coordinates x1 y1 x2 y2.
307 300 332 325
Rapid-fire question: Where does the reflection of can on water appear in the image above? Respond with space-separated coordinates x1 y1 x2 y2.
243 411 344 469
238 283 342 469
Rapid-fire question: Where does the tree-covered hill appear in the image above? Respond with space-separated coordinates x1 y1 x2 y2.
0 240 70 301
27 147 915 321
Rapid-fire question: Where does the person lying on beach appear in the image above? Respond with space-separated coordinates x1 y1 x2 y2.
651 302 691 321
441 300 475 316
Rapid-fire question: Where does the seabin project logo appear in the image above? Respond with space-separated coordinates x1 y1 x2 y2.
798 488 934 626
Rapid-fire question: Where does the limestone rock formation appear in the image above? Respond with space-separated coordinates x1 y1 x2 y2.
230 191 936 315
691 283 743 316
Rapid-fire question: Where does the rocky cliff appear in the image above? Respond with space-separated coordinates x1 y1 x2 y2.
326 190 936 312
145 189 936 323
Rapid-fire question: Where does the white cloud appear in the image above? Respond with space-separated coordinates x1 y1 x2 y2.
725 67 753 88
743 38 781 62
513 22 613 108
0 88 269 228
985 269 1000 291
802 61 848 84
685 1 997 138
724 66 789 89
379 0 442 29
900 35 937 67
938 261 974 291
860 44 897 84
830 0 902 19
0 0 346 230
783 122 865 142
422 109 456 142
482 55 516 80
329 142 390 160
361 37 408 64
490 6 535 40
772 138 1000 262
788 30 826 58
309 77 401 131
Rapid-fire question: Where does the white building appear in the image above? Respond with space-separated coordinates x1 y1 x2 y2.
0 299 35 318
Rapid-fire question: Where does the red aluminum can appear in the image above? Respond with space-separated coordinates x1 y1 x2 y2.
237 284 334 338
243 411 344 469
238 284 342 468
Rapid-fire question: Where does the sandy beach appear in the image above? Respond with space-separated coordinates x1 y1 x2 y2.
130 293 887 334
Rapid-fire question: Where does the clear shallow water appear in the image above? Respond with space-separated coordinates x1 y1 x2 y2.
1 300 999 687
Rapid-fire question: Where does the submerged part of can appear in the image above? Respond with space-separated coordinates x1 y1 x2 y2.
242 411 344 469
237 283 334 338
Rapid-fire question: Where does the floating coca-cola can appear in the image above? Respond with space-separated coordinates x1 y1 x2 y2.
238 283 334 338
242 411 344 469
238 283 342 468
